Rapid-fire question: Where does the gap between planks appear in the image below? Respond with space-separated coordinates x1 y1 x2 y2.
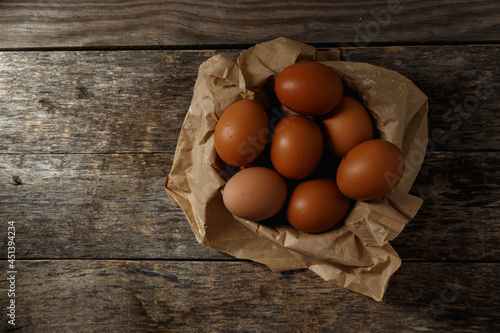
1 150 499 155
0 41 499 52
8 258 500 264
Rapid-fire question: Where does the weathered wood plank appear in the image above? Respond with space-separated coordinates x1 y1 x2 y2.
341 44 500 152
0 152 230 260
0 0 499 49
395 151 500 260
0 260 498 332
1 45 499 153
0 49 214 154
0 152 498 261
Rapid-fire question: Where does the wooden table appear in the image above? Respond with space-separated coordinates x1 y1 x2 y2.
1 1 499 332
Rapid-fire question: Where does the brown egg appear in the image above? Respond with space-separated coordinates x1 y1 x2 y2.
321 96 374 157
214 99 269 167
270 115 324 180
275 62 343 116
287 178 350 233
222 167 287 221
336 139 405 201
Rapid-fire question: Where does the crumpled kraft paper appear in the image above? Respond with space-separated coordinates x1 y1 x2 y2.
165 37 428 302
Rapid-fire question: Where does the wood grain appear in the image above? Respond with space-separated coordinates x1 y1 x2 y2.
0 0 499 49
0 151 498 261
0 49 211 154
341 44 500 152
395 151 500 260
0 260 498 332
1 45 499 154
0 152 229 260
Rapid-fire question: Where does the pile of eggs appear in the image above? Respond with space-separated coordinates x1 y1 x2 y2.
215 62 405 234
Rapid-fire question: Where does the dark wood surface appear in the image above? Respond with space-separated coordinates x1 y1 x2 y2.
0 0 499 48
1 1 499 332
3 261 500 332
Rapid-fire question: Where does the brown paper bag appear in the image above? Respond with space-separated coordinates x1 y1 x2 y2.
165 37 428 302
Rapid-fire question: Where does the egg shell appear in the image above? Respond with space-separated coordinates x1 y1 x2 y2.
286 178 351 233
321 96 374 157
275 62 343 116
214 99 269 167
336 139 405 201
270 115 324 180
222 167 287 221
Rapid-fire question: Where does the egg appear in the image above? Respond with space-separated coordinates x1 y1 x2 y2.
286 178 350 233
321 96 374 157
222 167 287 221
336 139 405 201
274 61 343 116
270 115 324 180
214 99 269 167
